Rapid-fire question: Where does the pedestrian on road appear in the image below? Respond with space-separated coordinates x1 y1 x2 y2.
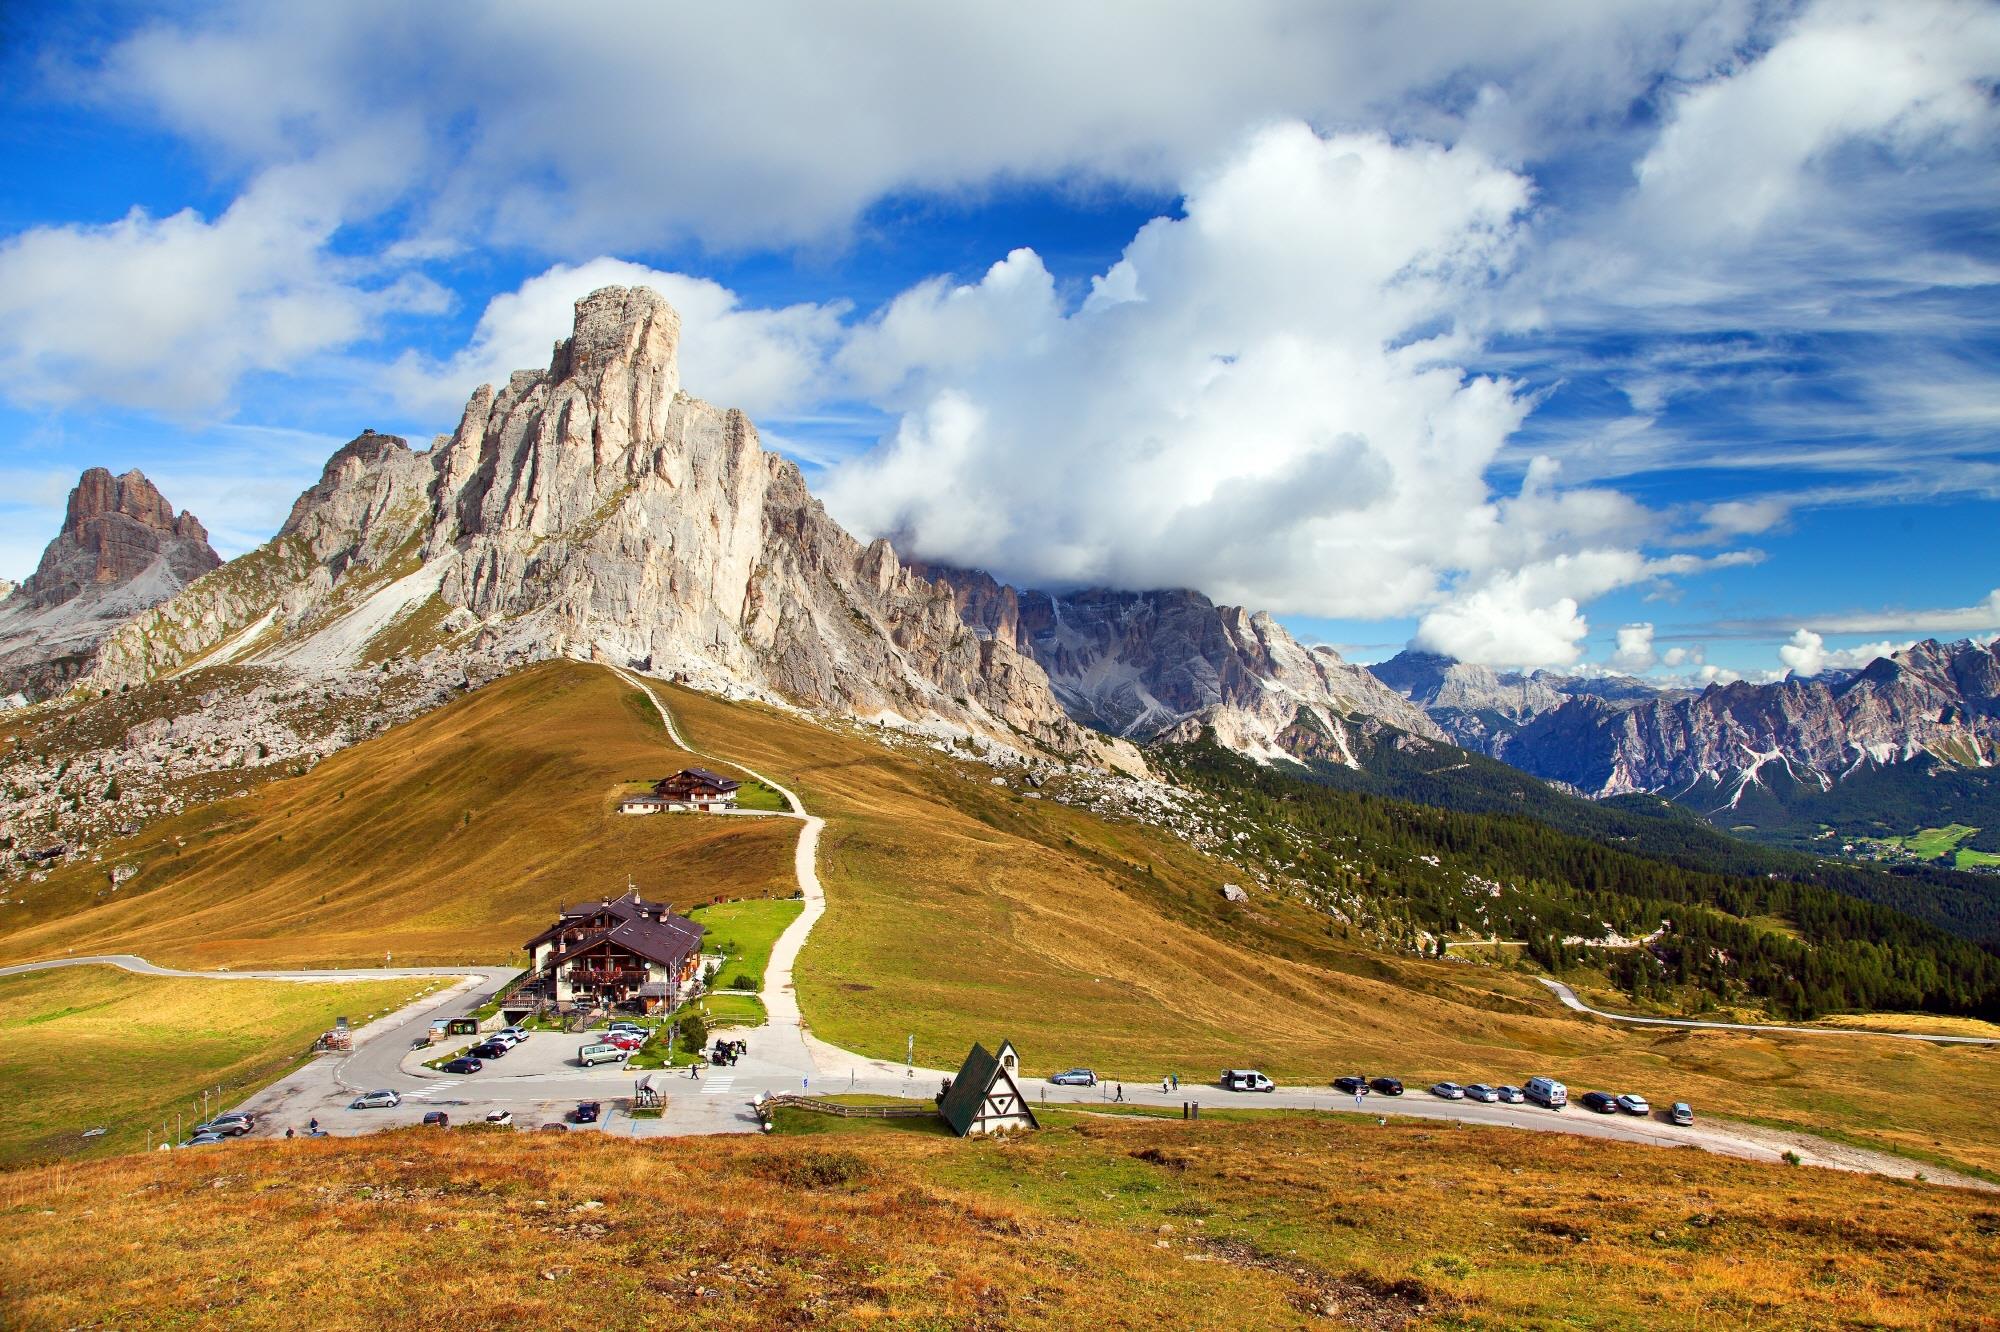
1162 1076 1170 1095
689 1061 700 1080
1171 1072 1179 1091
1115 1083 1124 1103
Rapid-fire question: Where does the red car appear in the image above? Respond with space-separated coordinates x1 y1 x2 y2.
607 1032 645 1051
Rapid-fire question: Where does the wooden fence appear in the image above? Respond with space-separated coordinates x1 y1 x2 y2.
758 1093 936 1120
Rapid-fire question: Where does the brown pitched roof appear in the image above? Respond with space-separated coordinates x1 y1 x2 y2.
542 912 705 973
524 890 670 951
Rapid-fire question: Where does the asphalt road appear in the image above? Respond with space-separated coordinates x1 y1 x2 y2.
7 666 1994 1190
1538 978 2000 1046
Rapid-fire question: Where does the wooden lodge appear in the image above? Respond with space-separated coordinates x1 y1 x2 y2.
654 767 741 810
522 890 705 1013
938 1040 1039 1137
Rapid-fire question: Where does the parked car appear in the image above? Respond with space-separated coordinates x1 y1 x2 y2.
1429 1082 1465 1100
484 1109 514 1126
1497 1085 1525 1104
1221 1069 1275 1092
193 1118 250 1137
607 1021 645 1036
498 1025 528 1040
349 1089 401 1110
1048 1068 1097 1087
490 1032 522 1049
444 1056 483 1074
1524 1076 1568 1110
607 1032 645 1051
1670 1102 1695 1126
577 1042 627 1067
1579 1091 1618 1114
1369 1077 1404 1096
422 1111 450 1128
469 1041 507 1060
184 1133 227 1148
205 1111 253 1128
569 1101 602 1125
1332 1075 1369 1094
1616 1094 1651 1116
1464 1083 1499 1103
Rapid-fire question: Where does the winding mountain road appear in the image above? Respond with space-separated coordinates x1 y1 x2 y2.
5 663 1993 1189
1538 978 2000 1047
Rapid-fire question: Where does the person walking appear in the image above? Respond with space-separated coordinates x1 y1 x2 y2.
1114 1083 1124 1103
1162 1076 1170 1095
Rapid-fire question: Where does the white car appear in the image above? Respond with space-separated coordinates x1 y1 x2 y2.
1463 1083 1499 1103
1429 1082 1465 1100
490 1032 523 1049
484 1109 514 1127
349 1089 401 1109
1616 1093 1651 1116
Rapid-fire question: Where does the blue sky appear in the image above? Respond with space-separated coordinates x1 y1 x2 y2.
1 1 1996 681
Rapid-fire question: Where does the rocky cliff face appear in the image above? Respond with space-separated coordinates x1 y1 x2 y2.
1368 648 1681 754
0 469 220 699
80 287 1128 767
912 564 1444 761
1487 639 2000 801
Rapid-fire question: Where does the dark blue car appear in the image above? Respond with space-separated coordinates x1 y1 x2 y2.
444 1056 483 1074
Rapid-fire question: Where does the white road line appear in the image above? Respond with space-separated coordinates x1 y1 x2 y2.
700 1076 736 1095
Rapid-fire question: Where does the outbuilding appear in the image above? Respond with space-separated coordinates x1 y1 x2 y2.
938 1039 1039 1137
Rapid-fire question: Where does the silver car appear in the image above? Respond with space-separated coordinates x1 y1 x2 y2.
1616 1093 1651 1116
349 1089 401 1109
1670 1102 1694 1126
1463 1083 1499 1103
1497 1085 1525 1104
1430 1081 1465 1100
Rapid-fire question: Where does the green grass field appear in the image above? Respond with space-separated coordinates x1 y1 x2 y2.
0 967 433 1167
732 779 791 812
1868 823 2000 872
689 896 803 989
0 664 798 969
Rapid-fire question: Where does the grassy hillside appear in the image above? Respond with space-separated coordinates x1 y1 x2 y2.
0 967 432 1167
0 663 797 969
5 1115 1996 1329
663 686 2000 1180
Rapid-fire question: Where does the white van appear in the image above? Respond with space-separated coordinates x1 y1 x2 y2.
577 1042 627 1067
1524 1076 1567 1109
1221 1069 1275 1092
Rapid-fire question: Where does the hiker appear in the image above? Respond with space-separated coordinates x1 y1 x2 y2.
1171 1072 1179 1091
285 1127 295 1140
308 1117 319 1133
1161 1076 1170 1095
1115 1083 1124 1103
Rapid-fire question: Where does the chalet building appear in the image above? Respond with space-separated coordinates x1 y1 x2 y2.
653 767 741 811
939 1040 1039 1137
521 890 705 1013
617 794 672 815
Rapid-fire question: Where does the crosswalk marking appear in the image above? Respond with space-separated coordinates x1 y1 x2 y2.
700 1075 736 1096
404 1080 459 1100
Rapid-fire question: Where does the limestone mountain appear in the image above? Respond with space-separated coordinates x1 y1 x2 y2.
0 468 220 700
911 564 1444 762
1368 648 1682 754
80 287 1127 766
1488 637 2000 805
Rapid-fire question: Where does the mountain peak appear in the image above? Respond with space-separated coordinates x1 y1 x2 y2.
25 468 218 612
0 466 222 699
550 285 683 400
